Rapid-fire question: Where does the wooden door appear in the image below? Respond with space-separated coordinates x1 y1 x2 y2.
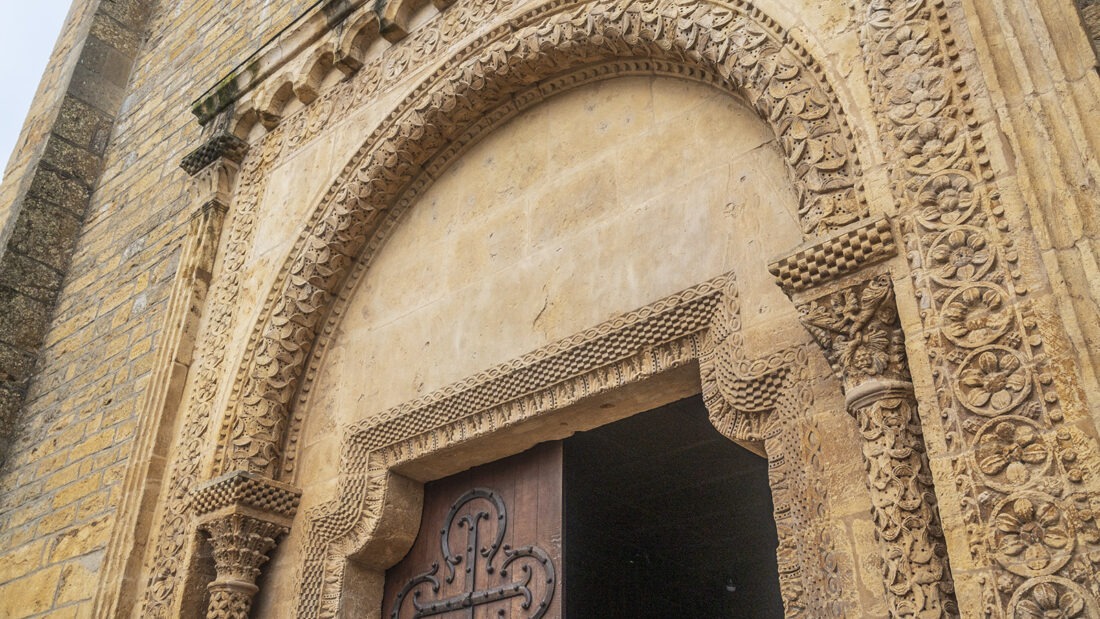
383 442 563 619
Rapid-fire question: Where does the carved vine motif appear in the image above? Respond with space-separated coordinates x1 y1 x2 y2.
856 395 957 618
699 279 849 617
793 275 958 618
859 0 1100 613
797 273 909 388
390 488 556 619
213 0 870 481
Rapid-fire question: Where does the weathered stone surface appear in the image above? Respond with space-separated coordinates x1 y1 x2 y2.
1 0 1099 618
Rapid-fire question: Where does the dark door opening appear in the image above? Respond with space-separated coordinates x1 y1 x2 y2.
382 395 782 618
564 395 783 618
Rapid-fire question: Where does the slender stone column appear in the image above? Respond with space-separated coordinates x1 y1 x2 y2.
794 272 958 618
193 471 301 619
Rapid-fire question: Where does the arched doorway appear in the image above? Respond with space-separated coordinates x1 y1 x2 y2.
261 65 861 616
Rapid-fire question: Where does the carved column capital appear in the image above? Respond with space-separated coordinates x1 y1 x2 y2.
769 215 906 403
194 472 301 619
795 272 911 400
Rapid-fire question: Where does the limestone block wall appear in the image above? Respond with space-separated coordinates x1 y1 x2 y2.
0 0 318 616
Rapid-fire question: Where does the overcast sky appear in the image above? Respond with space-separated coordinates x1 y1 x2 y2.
0 2 73 179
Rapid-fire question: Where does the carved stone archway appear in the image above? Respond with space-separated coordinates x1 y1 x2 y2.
212 0 870 483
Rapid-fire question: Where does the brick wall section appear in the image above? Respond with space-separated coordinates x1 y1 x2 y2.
0 0 319 616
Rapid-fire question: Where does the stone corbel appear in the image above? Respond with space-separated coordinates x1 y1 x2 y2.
193 472 302 619
181 109 249 177
771 215 960 618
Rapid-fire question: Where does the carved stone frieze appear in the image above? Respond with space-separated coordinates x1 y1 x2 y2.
857 0 1100 613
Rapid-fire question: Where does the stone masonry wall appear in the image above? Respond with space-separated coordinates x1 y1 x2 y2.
0 0 317 616
0 0 154 474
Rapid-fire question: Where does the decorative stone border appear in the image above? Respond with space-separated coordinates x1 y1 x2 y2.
295 273 836 618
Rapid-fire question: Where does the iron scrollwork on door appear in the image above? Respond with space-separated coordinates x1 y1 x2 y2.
391 488 557 618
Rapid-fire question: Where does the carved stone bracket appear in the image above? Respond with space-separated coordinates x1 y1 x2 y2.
193 472 301 619
181 132 249 176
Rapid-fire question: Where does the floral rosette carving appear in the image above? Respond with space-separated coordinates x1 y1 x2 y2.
993 494 1075 579
927 226 993 285
875 20 937 78
916 171 985 230
886 65 950 125
975 418 1052 490
955 346 1032 417
940 284 1015 349
901 118 965 174
1008 576 1098 619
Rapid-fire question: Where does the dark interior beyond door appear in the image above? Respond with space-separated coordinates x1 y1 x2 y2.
564 395 784 618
